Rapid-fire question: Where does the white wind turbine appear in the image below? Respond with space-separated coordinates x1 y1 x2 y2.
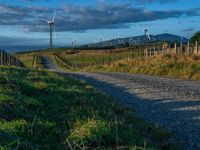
143 26 151 41
47 10 56 50
117 34 121 45
71 38 78 48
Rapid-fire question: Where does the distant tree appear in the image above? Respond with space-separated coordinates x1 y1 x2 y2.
190 31 200 45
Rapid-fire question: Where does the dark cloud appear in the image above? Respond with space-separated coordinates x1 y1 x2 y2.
0 36 46 46
0 3 199 32
19 0 177 3
134 0 178 4
182 27 194 32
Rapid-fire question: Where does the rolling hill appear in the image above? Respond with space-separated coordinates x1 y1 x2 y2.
85 33 188 48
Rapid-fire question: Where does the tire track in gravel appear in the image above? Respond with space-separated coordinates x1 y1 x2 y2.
41 56 200 150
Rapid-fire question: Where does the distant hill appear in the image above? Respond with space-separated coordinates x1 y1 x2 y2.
84 33 188 48
154 33 188 43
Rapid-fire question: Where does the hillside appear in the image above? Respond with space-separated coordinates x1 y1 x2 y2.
85 33 188 48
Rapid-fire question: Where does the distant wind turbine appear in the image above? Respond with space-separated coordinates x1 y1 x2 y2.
46 10 56 50
144 26 151 41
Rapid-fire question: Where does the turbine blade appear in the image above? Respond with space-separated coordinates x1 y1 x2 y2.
52 10 56 22
47 20 51 24
45 19 51 24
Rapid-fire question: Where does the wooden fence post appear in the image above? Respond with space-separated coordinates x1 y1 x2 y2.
153 47 156 56
2 50 5 66
156 46 158 56
0 50 25 68
32 55 36 68
180 42 183 55
149 48 151 56
145 48 148 58
8 53 10 65
187 42 190 55
0 50 2 66
174 43 177 55
195 41 198 55
162 44 165 55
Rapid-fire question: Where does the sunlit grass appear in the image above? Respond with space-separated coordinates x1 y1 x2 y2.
54 49 200 80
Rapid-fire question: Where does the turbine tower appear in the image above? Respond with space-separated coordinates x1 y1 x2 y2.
47 11 56 50
144 28 150 42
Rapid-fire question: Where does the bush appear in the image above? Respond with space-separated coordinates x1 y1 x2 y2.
190 31 200 45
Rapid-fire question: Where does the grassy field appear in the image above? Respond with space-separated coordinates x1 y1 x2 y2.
15 47 144 69
82 53 200 80
52 48 200 80
17 47 200 81
15 51 53 68
0 67 175 149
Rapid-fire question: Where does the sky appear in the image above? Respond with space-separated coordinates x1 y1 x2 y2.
0 0 200 51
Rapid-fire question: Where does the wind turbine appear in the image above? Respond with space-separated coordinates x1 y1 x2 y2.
117 34 121 45
144 26 151 42
47 10 56 50
72 39 78 48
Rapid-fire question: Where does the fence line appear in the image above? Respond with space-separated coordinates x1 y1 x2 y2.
144 41 200 58
0 50 25 67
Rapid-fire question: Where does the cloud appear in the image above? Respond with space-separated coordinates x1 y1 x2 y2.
19 0 51 2
0 36 46 46
134 0 178 4
182 27 194 32
0 3 199 32
19 0 177 3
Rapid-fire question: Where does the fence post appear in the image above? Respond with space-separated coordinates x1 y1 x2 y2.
153 47 155 56
149 48 151 56
8 53 10 65
187 42 190 55
180 42 183 55
32 55 36 68
145 48 148 58
2 50 5 65
146 48 149 58
174 43 177 55
0 50 2 66
195 41 198 55
162 44 165 55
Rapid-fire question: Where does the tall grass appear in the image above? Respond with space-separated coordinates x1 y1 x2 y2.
92 54 200 80
51 49 200 80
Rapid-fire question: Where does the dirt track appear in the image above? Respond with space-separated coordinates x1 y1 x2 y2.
41 56 200 150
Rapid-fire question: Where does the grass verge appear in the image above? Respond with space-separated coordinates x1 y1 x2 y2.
49 50 200 80
0 67 175 149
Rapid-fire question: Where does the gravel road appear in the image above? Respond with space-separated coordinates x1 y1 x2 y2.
41 56 200 150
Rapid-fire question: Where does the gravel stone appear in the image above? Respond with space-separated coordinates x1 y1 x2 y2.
42 56 200 150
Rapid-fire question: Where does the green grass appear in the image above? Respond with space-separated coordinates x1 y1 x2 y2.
50 50 200 81
0 67 175 149
16 46 200 80
55 49 143 70
91 54 200 80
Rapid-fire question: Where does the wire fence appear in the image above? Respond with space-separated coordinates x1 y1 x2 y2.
0 50 25 68
53 41 200 69
144 41 200 57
